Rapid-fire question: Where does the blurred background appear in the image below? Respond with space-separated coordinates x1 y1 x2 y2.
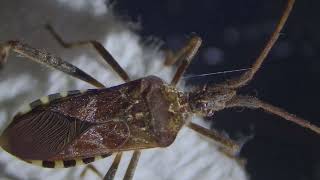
1 0 320 180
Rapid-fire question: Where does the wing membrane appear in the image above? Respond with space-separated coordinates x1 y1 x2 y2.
6 110 93 160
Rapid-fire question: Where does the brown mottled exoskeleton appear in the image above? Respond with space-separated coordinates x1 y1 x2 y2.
0 0 317 179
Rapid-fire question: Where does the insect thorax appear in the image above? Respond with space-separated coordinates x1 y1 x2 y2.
145 77 190 147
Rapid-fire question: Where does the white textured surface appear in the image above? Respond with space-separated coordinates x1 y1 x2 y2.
0 0 248 179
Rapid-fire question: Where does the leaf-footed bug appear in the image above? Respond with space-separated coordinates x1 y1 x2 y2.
0 0 317 179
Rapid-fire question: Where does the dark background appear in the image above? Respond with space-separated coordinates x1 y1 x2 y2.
111 0 320 180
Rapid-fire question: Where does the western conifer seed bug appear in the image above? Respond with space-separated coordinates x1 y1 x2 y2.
0 0 318 179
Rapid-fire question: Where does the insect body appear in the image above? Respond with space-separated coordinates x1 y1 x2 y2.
0 0 317 179
0 76 189 166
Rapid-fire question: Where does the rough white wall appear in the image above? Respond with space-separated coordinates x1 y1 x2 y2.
0 0 248 179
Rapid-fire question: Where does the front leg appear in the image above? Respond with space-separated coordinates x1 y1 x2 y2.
187 122 241 156
187 122 247 166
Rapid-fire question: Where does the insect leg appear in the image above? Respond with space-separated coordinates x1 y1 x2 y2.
45 24 130 82
226 95 320 135
187 122 241 156
163 42 193 66
0 41 105 88
215 0 295 89
123 150 141 180
170 35 202 86
187 122 246 166
163 49 176 66
103 153 123 180
80 164 103 179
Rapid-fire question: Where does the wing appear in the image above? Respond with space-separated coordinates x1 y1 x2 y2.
1 78 172 166
2 110 93 160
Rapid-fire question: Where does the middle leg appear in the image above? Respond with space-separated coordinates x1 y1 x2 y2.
103 153 123 180
123 150 141 180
